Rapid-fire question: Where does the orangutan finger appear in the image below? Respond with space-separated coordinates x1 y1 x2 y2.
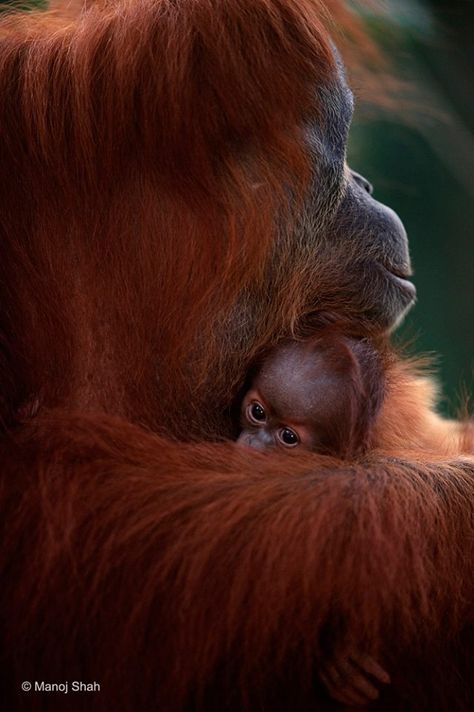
350 653 391 685
321 665 373 706
333 658 380 701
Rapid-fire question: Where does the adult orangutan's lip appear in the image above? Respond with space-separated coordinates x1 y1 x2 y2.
380 264 417 300
377 255 413 280
384 263 413 279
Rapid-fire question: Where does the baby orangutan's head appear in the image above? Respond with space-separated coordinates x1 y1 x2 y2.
238 333 384 457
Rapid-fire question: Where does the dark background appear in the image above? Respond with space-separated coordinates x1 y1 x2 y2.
349 0 473 415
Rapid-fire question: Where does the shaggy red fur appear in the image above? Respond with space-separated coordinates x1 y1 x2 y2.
0 1 473 710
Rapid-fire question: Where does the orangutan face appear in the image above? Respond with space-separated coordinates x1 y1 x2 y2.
295 50 416 332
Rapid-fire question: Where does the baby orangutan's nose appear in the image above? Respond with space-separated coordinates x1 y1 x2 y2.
237 430 270 450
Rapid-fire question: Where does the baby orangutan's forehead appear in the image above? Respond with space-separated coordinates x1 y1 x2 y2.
257 345 348 424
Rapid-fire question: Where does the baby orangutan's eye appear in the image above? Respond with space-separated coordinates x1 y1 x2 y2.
247 401 266 424
277 427 300 447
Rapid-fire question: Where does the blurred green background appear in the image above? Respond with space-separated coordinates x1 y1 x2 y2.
348 0 473 415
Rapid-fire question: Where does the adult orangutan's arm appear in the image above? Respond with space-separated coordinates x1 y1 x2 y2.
2 412 473 710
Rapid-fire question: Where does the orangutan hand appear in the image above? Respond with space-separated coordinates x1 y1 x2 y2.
319 652 391 707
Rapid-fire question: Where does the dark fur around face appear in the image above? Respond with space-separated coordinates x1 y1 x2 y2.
0 2 473 711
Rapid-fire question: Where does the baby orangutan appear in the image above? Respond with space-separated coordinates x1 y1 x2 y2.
238 331 390 707
238 331 385 458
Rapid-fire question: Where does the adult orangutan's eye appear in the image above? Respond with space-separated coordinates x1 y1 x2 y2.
247 401 266 423
278 427 300 447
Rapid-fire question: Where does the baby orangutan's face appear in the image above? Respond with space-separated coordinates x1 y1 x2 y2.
237 343 352 453
238 387 317 451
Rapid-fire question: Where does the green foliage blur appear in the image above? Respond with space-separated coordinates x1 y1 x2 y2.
0 0 46 10
348 0 474 415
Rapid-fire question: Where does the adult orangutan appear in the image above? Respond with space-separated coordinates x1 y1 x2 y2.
0 0 473 710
